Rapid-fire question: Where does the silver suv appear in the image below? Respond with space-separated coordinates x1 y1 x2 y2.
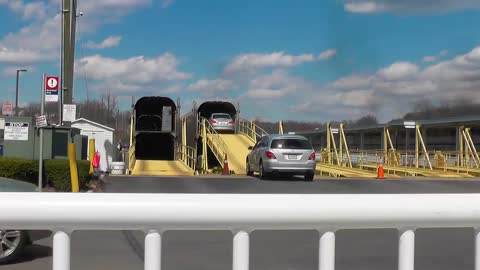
246 134 316 181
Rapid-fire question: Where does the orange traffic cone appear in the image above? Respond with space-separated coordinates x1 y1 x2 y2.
223 154 230 175
377 162 385 179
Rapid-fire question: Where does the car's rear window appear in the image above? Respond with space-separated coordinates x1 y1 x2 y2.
270 138 312 150
212 114 231 119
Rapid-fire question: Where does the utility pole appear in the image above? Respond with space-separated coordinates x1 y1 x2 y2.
61 0 78 126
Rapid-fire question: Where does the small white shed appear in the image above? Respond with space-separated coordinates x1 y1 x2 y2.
72 118 114 172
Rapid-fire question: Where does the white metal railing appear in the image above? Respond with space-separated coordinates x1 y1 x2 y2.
2 193 480 270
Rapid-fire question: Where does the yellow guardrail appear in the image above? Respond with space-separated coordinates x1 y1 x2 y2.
318 148 480 177
128 143 136 174
238 119 269 143
178 144 196 172
202 118 229 166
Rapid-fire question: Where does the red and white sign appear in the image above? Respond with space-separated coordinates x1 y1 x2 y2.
46 76 59 90
45 76 59 102
2 100 13 116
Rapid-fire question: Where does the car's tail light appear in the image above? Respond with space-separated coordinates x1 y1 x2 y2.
265 151 276 159
210 119 217 124
229 120 235 124
308 152 316 160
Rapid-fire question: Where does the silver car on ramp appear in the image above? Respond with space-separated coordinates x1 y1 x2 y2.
246 134 316 181
209 113 235 133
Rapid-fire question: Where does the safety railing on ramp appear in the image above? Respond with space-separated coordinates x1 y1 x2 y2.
238 118 269 143
319 149 476 178
177 144 196 172
3 192 480 270
128 144 136 174
200 118 229 166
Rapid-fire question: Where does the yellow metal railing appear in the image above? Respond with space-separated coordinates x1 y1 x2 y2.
201 118 229 167
238 119 269 143
178 144 196 172
128 143 136 174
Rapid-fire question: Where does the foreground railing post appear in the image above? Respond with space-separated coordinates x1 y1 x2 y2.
233 230 249 270
318 231 335 270
145 230 162 270
398 229 415 270
53 231 71 270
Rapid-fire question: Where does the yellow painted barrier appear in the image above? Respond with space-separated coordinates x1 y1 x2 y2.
89 139 95 174
68 143 79 192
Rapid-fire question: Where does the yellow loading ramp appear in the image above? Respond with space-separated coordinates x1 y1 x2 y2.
437 127 480 176
316 122 396 178
131 160 194 176
219 134 253 174
441 166 480 177
316 163 400 178
205 133 252 175
200 118 265 175
360 164 473 178
359 124 473 178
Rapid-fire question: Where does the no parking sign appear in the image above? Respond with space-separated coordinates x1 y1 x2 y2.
45 76 59 102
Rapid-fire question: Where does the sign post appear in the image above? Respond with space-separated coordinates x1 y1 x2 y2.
38 74 47 192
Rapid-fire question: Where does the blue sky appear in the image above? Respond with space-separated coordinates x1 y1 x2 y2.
2 0 480 122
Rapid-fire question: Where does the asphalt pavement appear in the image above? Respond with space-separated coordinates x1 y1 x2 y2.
3 176 480 270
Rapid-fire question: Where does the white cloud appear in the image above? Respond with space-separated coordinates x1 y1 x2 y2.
77 0 151 17
84 36 122 49
422 50 448 63
343 0 480 14
75 53 191 94
246 69 312 99
224 49 336 73
293 45 480 121
422 56 437 63
188 79 234 92
344 2 384 13
2 65 34 76
225 52 314 73
317 49 337 61
1 14 60 52
333 75 371 89
439 50 449 56
0 0 153 66
0 47 54 63
77 53 191 82
0 0 47 20
292 89 382 118
376 62 418 80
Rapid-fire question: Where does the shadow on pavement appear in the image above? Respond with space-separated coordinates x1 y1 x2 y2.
13 244 52 264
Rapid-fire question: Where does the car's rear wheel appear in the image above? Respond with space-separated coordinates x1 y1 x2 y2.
246 160 254 176
0 230 28 264
259 162 268 180
304 172 315 181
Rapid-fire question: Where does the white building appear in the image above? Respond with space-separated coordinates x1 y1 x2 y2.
72 118 114 172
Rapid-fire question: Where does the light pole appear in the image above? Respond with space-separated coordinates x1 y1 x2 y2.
15 69 27 116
